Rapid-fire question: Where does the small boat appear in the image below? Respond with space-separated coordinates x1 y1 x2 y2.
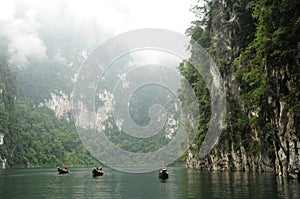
92 168 104 177
57 166 70 174
159 167 169 179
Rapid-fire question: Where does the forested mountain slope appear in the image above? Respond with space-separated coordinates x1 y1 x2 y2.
0 55 97 167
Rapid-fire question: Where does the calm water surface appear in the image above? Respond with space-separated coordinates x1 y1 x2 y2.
0 167 299 199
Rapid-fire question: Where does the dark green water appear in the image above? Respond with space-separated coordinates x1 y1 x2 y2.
0 167 299 199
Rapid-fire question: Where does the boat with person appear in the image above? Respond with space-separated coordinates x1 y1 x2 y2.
92 166 104 177
57 166 70 174
159 166 169 179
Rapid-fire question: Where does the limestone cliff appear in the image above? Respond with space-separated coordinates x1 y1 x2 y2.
44 91 72 119
186 0 300 178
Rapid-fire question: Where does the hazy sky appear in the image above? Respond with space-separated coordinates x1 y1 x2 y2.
0 0 197 33
0 0 198 65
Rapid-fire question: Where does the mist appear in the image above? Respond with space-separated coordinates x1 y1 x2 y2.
0 0 196 67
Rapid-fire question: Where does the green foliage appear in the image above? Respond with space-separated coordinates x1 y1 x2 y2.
178 60 211 154
0 55 17 111
182 0 299 161
0 55 97 167
4 103 97 167
3 105 98 167
237 0 300 156
238 0 300 126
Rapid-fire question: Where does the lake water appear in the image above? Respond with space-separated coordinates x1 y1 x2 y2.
0 167 299 199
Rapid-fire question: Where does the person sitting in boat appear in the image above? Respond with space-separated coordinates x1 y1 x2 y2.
95 166 103 171
160 165 167 173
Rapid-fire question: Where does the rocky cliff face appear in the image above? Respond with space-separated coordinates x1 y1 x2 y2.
186 0 300 178
272 100 300 177
44 91 72 120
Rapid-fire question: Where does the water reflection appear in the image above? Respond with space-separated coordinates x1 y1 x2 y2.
184 169 297 199
0 167 299 198
276 176 300 199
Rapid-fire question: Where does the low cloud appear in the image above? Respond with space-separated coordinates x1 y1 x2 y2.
0 8 47 66
0 0 196 67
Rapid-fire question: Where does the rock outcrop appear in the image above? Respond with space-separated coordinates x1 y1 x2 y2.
186 0 300 179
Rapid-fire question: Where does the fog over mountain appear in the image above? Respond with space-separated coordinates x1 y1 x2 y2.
0 0 197 167
0 0 195 68
0 0 196 108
